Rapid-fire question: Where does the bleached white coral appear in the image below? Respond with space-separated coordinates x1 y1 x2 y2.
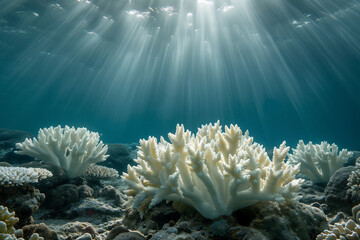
0 167 53 187
316 219 360 240
122 121 303 219
288 140 353 183
15 126 109 178
0 205 44 240
81 165 119 180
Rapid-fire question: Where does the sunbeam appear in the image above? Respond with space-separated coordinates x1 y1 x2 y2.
0 0 359 148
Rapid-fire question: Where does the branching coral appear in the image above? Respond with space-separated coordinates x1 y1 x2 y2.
122 121 303 219
15 126 109 178
0 167 52 187
288 140 353 183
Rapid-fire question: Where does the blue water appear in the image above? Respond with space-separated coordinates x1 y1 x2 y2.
0 0 359 150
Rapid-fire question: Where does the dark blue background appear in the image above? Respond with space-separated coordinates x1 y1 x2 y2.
0 0 359 151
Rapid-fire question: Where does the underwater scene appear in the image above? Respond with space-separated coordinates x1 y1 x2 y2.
1 0 360 239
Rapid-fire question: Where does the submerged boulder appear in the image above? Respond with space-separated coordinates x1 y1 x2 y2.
0 185 45 227
325 166 356 214
44 184 79 209
22 223 59 240
245 202 327 240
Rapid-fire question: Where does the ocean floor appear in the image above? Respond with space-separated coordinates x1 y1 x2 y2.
1 128 360 240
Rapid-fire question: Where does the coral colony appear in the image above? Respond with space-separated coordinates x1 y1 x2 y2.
288 140 353 183
122 121 303 219
15 125 109 178
0 167 52 187
1 122 355 239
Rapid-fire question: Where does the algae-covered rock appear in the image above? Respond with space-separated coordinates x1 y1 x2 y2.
0 205 44 240
122 201 181 234
76 233 93 240
113 232 146 240
45 184 79 209
77 185 94 199
325 166 355 214
0 186 45 227
228 226 269 240
58 221 99 240
298 179 326 204
22 223 59 240
64 198 123 219
105 225 129 240
241 201 327 240
98 185 123 207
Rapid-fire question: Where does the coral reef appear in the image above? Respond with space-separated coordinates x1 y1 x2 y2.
122 121 303 219
0 166 52 187
15 126 109 178
288 140 353 183
1 125 357 240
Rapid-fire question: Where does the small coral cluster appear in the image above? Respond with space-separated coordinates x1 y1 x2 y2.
15 126 109 178
316 219 360 240
347 158 360 208
348 169 360 194
0 205 18 239
0 205 43 240
288 140 353 183
0 167 52 187
81 165 119 180
122 121 303 219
